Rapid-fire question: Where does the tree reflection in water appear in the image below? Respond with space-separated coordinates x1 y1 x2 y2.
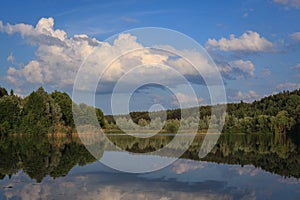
0 133 300 183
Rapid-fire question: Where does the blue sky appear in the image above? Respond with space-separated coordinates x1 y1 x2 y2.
0 0 300 113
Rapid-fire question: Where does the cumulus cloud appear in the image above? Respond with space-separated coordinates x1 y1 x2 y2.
230 90 260 102
206 31 273 52
5 17 68 45
2 17 229 94
290 32 300 41
273 0 300 9
1 17 100 89
171 92 205 107
291 63 300 70
215 59 256 80
22 60 44 84
176 92 204 104
276 82 300 91
228 60 255 78
2 18 67 47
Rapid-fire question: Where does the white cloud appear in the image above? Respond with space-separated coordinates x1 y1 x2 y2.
292 63 300 70
206 31 273 52
217 63 232 74
8 61 44 84
243 13 249 18
35 17 66 41
2 17 228 94
5 75 19 85
7 67 18 75
22 61 44 84
273 0 300 9
228 60 255 78
276 82 300 91
4 22 34 36
7 54 14 62
0 20 3 31
172 160 205 174
172 92 204 107
230 90 260 102
216 59 256 80
2 18 101 89
6 67 20 85
290 32 300 41
2 17 67 46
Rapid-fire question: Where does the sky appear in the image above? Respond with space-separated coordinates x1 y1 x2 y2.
0 0 300 114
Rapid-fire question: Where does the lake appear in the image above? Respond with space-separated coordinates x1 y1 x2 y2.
0 133 300 199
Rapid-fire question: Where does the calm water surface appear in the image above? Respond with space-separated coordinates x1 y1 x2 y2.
0 133 300 199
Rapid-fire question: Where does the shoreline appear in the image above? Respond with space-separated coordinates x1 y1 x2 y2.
4 131 272 138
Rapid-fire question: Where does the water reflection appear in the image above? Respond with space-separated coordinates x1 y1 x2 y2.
2 159 300 200
107 133 300 178
0 161 256 200
0 136 96 182
0 133 300 199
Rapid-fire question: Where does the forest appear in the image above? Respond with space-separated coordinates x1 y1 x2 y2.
0 86 299 135
106 89 300 135
0 86 104 135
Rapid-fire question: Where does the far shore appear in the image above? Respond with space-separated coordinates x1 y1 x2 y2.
4 129 250 138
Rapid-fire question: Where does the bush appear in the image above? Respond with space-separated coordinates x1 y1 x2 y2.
164 119 180 133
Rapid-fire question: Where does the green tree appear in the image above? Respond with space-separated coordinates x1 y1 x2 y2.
240 117 255 133
0 95 22 134
95 108 105 128
0 121 10 135
20 87 61 135
0 87 8 98
223 114 239 133
138 118 148 127
271 110 295 135
73 103 105 128
257 115 271 133
51 91 74 127
164 119 180 133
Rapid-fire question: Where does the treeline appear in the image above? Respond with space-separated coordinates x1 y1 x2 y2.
224 90 300 134
1 86 299 135
105 89 300 134
0 86 105 135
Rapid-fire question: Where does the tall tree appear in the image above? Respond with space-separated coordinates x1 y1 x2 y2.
271 110 295 136
0 95 21 134
20 87 61 134
0 87 8 98
51 91 74 127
